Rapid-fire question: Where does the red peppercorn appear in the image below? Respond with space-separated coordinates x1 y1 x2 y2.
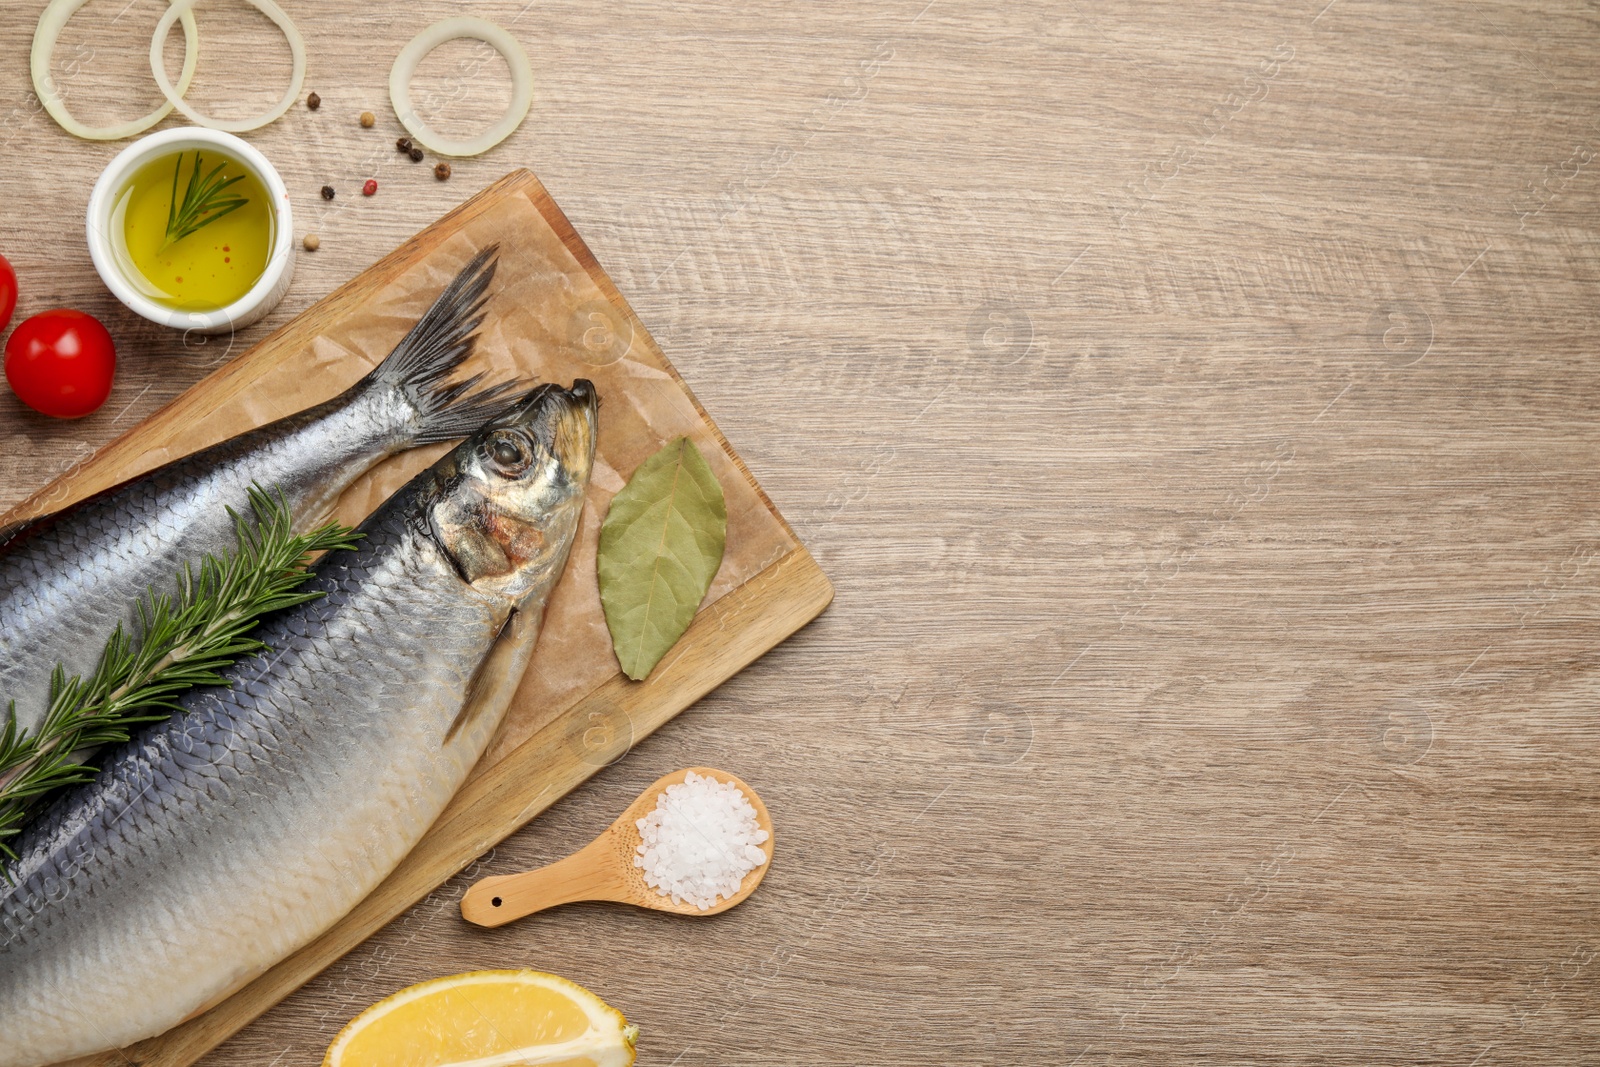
363 179 378 197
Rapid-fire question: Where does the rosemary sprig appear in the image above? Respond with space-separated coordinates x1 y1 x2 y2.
163 150 249 248
0 486 358 860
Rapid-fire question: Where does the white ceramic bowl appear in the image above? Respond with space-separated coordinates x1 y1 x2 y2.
86 127 294 335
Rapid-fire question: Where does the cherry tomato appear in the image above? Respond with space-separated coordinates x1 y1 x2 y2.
0 254 15 332
4 309 116 419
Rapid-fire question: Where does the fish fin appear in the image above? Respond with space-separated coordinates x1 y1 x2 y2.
365 245 525 445
444 608 523 746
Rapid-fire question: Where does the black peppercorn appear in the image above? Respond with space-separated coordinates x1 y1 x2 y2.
408 147 424 162
320 185 335 200
306 91 321 110
396 137 412 153
434 162 451 181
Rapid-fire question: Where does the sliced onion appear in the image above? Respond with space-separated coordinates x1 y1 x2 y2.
389 17 533 158
149 0 304 134
32 0 199 141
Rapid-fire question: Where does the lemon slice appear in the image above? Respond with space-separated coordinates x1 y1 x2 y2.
323 970 639 1067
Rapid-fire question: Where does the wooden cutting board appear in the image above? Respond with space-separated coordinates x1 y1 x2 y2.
0 169 832 1067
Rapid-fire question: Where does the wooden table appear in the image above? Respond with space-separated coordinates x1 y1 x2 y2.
2 2 1596 1063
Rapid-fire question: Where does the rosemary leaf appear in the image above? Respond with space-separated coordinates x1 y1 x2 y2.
0 486 358 861
162 150 251 248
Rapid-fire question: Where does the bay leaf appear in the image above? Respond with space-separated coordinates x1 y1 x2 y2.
598 437 728 680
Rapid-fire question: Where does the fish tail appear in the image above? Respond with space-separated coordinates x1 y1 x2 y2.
364 245 523 445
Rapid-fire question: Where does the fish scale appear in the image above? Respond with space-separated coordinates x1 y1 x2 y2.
0 379 597 1067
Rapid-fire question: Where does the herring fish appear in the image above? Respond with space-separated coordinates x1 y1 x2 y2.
0 379 598 1066
0 248 518 734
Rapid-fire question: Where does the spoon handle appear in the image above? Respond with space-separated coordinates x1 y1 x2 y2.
461 837 631 927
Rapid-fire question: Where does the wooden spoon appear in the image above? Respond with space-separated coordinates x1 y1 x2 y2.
460 766 774 927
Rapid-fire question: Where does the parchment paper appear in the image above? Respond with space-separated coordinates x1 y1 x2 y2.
20 180 798 770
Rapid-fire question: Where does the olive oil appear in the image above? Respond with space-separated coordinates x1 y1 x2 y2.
110 150 274 312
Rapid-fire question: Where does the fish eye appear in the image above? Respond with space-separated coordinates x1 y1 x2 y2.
487 435 530 474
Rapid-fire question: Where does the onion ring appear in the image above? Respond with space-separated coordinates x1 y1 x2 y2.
389 17 533 158
149 0 304 134
32 0 199 141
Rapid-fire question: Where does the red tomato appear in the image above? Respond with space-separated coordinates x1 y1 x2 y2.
4 309 116 419
0 254 15 332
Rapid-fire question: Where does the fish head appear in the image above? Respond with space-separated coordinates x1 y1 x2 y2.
427 380 599 603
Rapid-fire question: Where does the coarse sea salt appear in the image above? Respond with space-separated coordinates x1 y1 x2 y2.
634 771 769 910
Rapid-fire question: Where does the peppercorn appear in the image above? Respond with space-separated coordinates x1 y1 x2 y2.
363 179 378 196
408 147 424 162
396 136 413 153
321 185 335 200
303 233 320 251
306 91 321 110
434 162 451 181
359 111 375 128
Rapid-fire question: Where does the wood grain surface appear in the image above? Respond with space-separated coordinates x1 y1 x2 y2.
1 1 1597 1065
